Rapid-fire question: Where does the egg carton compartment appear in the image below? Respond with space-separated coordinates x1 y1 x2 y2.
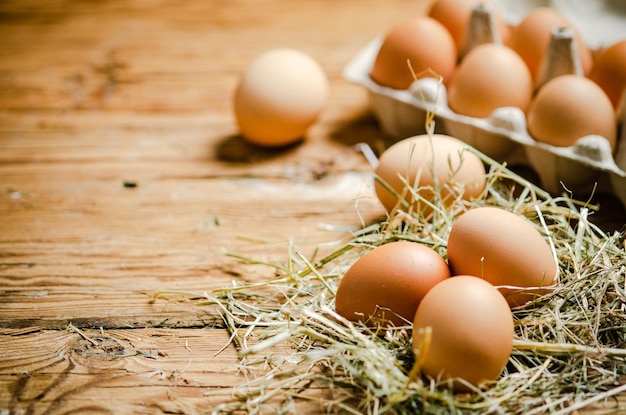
343 36 626 208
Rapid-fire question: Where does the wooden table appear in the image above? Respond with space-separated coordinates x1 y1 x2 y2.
1 1 624 414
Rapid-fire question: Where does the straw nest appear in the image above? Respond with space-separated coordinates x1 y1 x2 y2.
162 138 626 414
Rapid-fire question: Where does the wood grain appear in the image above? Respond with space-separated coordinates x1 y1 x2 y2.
0 328 243 414
1 0 624 413
0 0 421 412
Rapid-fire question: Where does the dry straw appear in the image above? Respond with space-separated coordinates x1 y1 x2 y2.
161 118 626 414
183 144 626 414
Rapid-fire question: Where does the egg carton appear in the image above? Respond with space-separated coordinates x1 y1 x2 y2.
343 32 626 209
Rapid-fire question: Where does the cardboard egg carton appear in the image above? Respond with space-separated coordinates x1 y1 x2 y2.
343 4 626 208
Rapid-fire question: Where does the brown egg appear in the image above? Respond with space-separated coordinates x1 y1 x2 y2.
335 241 451 327
233 48 329 147
374 134 486 214
428 0 511 51
412 275 513 391
447 206 558 307
527 74 617 150
447 43 533 117
508 7 592 80
589 40 626 110
370 16 457 89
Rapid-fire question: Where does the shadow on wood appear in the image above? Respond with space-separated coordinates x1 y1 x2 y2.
214 133 303 163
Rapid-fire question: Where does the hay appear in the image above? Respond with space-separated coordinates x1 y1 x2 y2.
164 143 625 414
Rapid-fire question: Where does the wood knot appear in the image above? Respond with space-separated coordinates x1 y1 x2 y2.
71 335 129 361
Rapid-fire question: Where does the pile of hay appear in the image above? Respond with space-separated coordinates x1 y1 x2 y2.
185 148 625 414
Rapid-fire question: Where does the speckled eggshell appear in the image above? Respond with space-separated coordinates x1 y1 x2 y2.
412 275 513 391
335 241 451 327
447 206 558 307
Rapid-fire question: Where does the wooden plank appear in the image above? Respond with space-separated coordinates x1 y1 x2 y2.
1 0 624 413
0 328 244 414
0 326 346 414
3 327 624 414
0 0 406 410
0 112 384 331
0 0 429 112
0 147 383 328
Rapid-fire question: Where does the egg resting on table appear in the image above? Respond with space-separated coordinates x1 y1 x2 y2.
233 48 328 147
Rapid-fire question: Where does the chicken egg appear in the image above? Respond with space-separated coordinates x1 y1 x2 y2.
233 48 329 147
447 43 533 118
412 275 513 391
370 16 457 89
526 74 617 151
447 206 558 307
588 39 626 111
428 0 511 51
508 7 592 81
335 241 451 327
374 134 486 214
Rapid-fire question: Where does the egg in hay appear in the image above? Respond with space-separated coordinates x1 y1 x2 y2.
335 241 450 327
447 206 558 307
413 275 513 391
374 134 486 214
